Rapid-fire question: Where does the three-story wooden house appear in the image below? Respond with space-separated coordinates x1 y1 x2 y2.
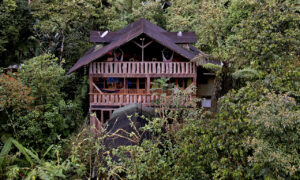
68 19 220 125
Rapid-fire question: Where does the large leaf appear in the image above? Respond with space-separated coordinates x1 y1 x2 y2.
11 139 34 166
0 137 13 166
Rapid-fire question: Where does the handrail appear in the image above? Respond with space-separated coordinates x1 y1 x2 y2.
89 61 196 75
89 93 193 107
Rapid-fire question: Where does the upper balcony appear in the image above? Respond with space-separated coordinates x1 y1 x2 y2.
89 62 196 78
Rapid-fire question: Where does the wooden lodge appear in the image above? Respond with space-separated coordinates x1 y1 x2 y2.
68 18 221 125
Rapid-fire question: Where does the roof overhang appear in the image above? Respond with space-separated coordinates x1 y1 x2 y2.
68 18 202 74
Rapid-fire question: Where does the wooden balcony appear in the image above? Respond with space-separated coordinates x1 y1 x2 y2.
89 62 196 77
90 93 193 107
90 93 158 106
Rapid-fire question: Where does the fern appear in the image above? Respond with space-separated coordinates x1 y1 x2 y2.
202 63 222 72
232 68 259 80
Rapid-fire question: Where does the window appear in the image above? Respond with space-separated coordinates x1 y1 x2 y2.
139 78 146 89
128 78 137 89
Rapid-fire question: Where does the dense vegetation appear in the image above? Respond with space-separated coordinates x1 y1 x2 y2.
0 0 299 179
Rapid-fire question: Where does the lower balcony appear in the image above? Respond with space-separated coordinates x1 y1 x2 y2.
90 93 159 107
89 93 194 108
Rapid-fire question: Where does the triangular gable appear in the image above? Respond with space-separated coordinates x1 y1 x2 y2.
67 18 198 74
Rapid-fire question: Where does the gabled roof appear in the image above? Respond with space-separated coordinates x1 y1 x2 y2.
90 31 197 44
68 18 199 74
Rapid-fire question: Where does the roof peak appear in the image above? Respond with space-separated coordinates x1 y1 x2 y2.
68 19 200 74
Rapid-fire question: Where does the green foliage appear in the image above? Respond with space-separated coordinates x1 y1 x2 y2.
19 54 66 105
166 0 200 32
0 54 85 151
151 77 173 93
0 0 299 179
202 63 223 73
0 137 81 179
0 0 37 67
108 0 166 27
232 68 259 80
97 81 298 179
226 0 299 70
31 0 102 65
246 93 300 179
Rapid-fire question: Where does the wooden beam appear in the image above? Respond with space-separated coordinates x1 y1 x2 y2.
193 64 197 86
132 40 142 48
91 74 195 78
92 82 103 94
143 40 153 48
142 39 144 61
132 40 153 62
132 40 152 48
89 75 93 104
147 77 150 94
89 72 93 93
101 110 104 124
125 78 128 93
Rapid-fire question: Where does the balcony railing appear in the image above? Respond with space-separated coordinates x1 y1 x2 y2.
89 62 196 76
90 93 158 106
90 93 193 107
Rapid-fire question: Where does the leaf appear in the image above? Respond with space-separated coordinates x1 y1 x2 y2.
11 139 34 166
42 145 54 159
0 137 13 166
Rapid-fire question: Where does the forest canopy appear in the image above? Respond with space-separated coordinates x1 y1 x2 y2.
0 0 299 179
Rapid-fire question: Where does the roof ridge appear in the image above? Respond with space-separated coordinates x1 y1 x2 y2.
68 18 199 74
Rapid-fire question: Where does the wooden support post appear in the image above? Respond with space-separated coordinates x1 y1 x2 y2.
125 78 128 93
147 77 150 94
89 74 93 103
142 47 144 62
101 110 104 124
193 63 197 89
193 76 197 87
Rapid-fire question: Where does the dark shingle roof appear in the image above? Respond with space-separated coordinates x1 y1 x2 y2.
90 31 197 44
68 18 200 74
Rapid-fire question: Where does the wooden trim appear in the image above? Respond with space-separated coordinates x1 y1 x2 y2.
147 77 150 94
89 62 196 76
132 40 153 48
91 74 195 78
101 110 104 124
137 78 140 90
89 93 195 107
92 82 103 94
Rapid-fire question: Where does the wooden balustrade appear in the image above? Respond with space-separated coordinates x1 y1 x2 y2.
90 93 193 107
90 93 157 106
89 62 196 76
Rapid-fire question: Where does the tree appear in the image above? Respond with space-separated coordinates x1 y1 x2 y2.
0 0 37 67
224 0 300 71
165 0 200 32
247 93 300 179
31 0 103 65
0 72 34 138
0 54 85 151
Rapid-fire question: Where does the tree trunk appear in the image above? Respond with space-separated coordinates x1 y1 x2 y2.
211 62 233 113
59 30 65 64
